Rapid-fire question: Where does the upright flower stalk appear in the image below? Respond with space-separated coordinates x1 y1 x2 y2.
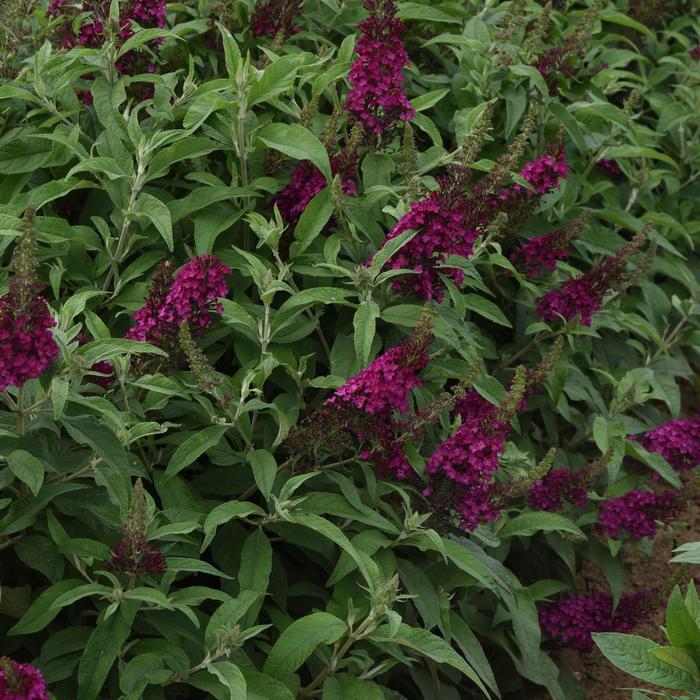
108 479 166 579
0 207 59 394
0 657 49 700
344 0 414 135
536 230 648 326
126 256 230 353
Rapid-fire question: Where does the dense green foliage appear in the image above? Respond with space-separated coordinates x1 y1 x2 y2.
1 0 700 698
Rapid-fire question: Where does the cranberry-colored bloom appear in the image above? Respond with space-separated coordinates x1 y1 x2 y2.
539 591 657 652
691 45 700 59
381 190 479 300
48 0 166 73
516 149 570 196
533 46 582 94
528 467 589 511
0 658 49 700
597 489 682 540
126 256 230 352
537 234 642 326
536 277 602 326
0 295 58 393
109 529 166 576
425 395 508 531
595 158 623 179
159 256 231 333
345 0 414 134
250 0 303 38
632 417 700 474
510 228 577 278
125 261 176 344
328 327 430 417
274 158 357 226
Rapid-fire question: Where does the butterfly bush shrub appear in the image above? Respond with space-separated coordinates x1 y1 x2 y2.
0 0 699 698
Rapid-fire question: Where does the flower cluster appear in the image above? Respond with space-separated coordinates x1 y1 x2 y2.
528 467 589 511
595 158 623 179
515 149 570 197
534 46 582 94
288 315 433 478
597 489 682 540
510 227 578 278
250 0 303 39
344 0 414 134
0 658 49 700
48 0 166 76
377 143 571 300
328 336 429 416
274 157 357 226
126 256 230 348
424 419 507 531
691 45 700 60
539 591 656 652
159 256 230 332
536 232 646 326
381 189 480 300
424 388 513 531
108 479 166 578
0 210 59 393
632 416 700 474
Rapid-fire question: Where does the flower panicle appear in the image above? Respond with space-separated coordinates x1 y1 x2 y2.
108 478 166 577
179 322 223 396
0 657 49 700
344 0 414 135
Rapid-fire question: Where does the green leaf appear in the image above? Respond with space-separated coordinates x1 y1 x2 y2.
134 192 173 251
165 557 233 579
258 124 332 181
263 612 347 680
290 512 374 587
7 450 44 497
148 137 221 180
322 675 384 700
500 512 586 539
650 647 700 679
78 602 138 700
410 89 450 112
241 671 294 700
163 425 229 480
202 501 265 551
8 579 83 635
353 300 380 368
592 633 697 691
463 294 512 327
666 586 700 658
208 661 247 700
372 623 489 695
248 449 277 500
397 3 460 23
292 187 333 252
0 137 51 174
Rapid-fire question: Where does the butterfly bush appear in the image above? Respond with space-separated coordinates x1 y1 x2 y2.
0 658 48 700
633 416 700 473
528 467 590 511
510 226 579 278
250 0 303 38
0 213 58 392
597 489 683 540
539 591 657 652
108 480 166 578
380 147 569 300
344 0 414 134
126 256 230 346
537 232 645 325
